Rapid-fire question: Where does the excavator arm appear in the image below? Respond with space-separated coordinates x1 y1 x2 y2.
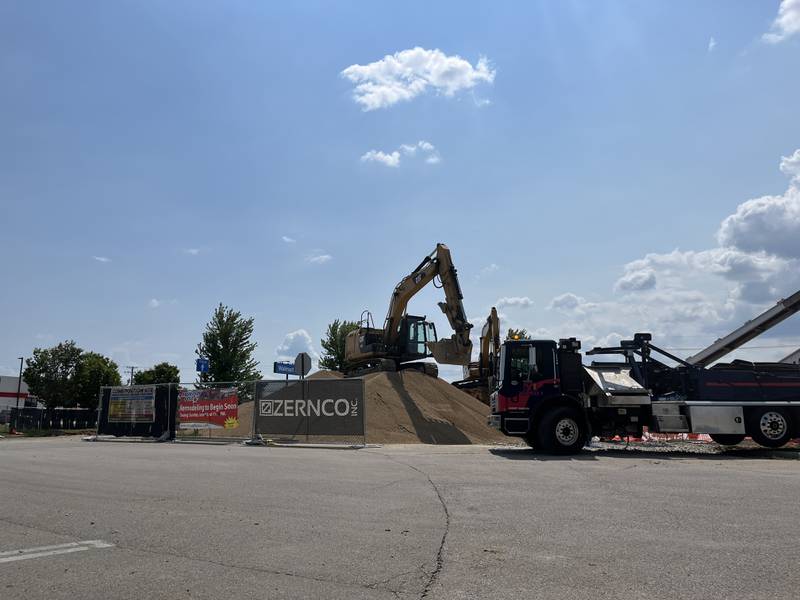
383 243 473 365
479 307 501 379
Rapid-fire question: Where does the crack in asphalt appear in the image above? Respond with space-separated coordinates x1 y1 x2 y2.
369 453 451 599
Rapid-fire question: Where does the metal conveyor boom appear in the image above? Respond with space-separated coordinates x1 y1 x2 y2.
685 289 800 367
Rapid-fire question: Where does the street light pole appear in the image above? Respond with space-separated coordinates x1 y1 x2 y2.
15 357 23 411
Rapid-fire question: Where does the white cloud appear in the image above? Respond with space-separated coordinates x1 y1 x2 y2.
281 236 296 243
780 149 800 182
496 296 533 309
361 140 440 168
307 254 333 264
341 47 495 111
548 292 598 314
275 329 320 364
614 267 657 292
92 256 111 263
583 148 800 361
717 154 800 258
707 36 717 52
183 248 200 255
361 149 401 167
763 0 800 43
148 299 160 308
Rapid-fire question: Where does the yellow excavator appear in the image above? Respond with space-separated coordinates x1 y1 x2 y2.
344 243 473 377
453 307 501 403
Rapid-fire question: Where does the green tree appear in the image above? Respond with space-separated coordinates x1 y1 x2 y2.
319 319 360 372
75 352 122 409
23 340 84 408
506 328 530 340
196 303 261 383
134 362 180 385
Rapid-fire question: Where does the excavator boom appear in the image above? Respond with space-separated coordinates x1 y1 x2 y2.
345 243 473 374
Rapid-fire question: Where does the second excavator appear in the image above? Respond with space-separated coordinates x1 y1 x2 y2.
344 243 473 377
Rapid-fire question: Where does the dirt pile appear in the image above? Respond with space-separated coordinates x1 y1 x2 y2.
361 370 507 444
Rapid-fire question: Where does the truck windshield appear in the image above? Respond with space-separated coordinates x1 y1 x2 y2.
508 345 531 382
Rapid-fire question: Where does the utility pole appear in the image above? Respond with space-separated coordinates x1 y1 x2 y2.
15 357 23 410
126 366 138 386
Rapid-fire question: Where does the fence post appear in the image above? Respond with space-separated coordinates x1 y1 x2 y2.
362 378 367 447
250 381 258 442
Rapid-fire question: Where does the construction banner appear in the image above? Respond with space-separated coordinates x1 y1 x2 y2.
256 379 365 437
108 386 155 423
178 388 239 430
97 384 176 438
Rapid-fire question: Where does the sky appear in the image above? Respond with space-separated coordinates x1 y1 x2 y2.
2 0 800 382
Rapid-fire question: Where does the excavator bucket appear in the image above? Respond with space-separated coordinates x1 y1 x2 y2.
428 337 472 366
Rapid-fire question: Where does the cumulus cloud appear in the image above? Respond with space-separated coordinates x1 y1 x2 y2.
341 47 495 111
614 267 657 293
780 149 800 182
275 329 319 364
360 149 400 167
548 292 598 314
717 154 800 258
361 140 440 167
183 248 200 255
708 37 717 52
496 296 533 309
281 236 296 243
148 299 160 308
763 0 800 44
590 148 800 361
306 253 332 264
92 256 111 263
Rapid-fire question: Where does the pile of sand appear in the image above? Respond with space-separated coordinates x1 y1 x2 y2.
194 370 506 444
316 369 506 444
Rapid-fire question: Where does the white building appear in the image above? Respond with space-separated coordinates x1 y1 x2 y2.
0 376 30 419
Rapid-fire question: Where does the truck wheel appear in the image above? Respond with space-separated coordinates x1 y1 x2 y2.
537 406 586 454
747 408 793 448
709 434 745 446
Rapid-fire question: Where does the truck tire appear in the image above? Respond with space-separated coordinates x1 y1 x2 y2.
536 406 587 454
747 408 793 448
709 434 745 446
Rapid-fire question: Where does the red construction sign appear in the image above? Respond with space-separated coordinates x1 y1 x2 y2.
178 387 239 430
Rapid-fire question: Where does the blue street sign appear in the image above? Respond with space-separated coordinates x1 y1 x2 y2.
273 361 296 375
196 358 210 373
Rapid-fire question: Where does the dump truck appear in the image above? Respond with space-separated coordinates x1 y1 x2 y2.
344 243 472 376
489 291 800 453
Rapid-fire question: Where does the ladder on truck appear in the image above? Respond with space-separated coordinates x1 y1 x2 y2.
685 289 800 366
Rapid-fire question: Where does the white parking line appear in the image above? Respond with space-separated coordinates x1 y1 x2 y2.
0 540 114 564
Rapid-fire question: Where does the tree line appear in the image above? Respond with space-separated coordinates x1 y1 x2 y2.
21 305 388 409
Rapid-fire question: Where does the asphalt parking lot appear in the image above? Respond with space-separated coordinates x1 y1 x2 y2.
1 438 799 599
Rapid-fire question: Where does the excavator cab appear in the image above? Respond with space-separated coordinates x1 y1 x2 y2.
345 314 438 374
400 315 437 361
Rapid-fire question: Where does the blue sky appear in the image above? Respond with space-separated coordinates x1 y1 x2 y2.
2 1 800 381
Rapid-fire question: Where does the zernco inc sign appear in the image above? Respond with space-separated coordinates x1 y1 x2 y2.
260 397 359 418
255 379 365 437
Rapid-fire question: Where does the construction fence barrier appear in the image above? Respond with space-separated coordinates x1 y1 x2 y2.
97 384 176 439
94 378 367 446
9 407 98 432
254 378 366 446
